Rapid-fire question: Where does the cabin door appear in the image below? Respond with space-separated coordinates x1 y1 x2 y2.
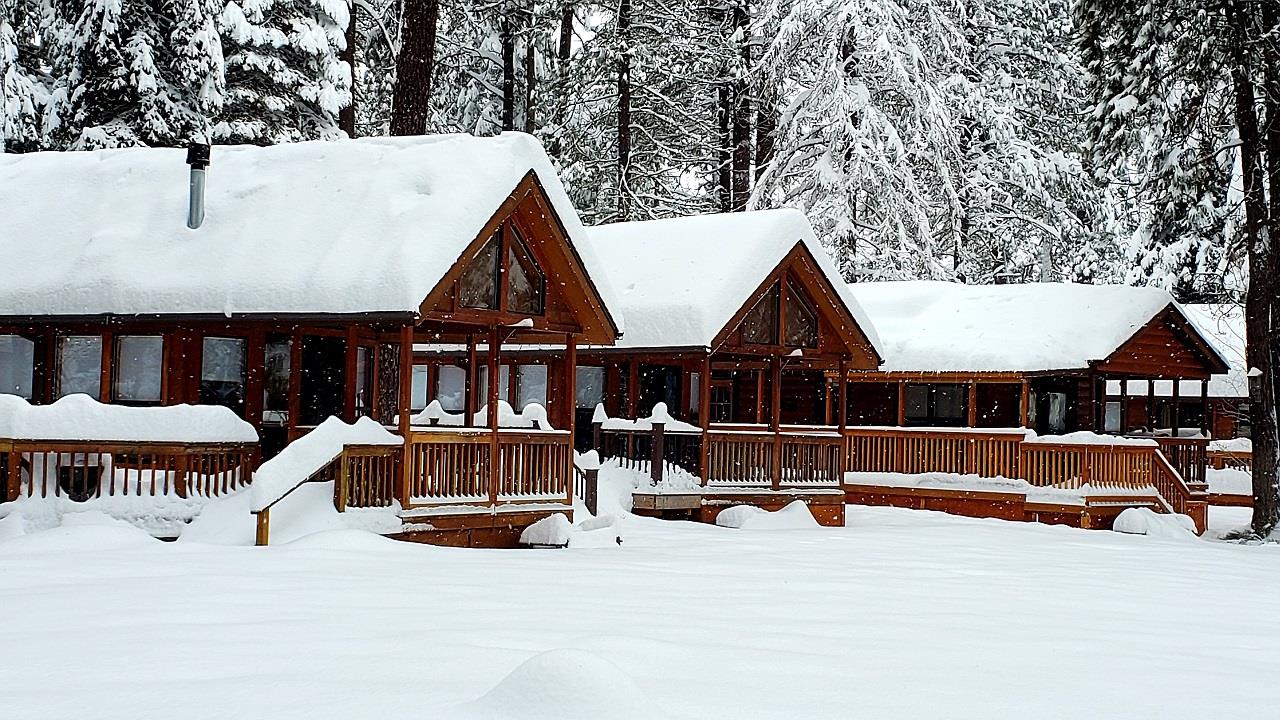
638 364 682 418
1030 378 1078 436
299 335 348 429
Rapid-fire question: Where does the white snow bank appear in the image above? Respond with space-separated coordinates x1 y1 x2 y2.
453 649 664 720
1209 437 1252 453
715 501 819 530
185 481 401 545
596 402 701 433
519 512 622 548
1023 430 1157 447
250 416 400 512
1112 508 1197 539
411 399 558 430
0 512 157 553
0 134 621 330
0 394 257 443
844 471 1161 504
587 208 879 355
1206 468 1252 497
848 280 1225 372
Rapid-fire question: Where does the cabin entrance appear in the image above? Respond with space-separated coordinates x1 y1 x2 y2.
300 335 347 428
1030 378 1078 435
638 364 682 417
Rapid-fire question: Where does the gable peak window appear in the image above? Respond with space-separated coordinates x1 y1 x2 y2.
741 278 820 348
458 225 545 315
783 280 819 348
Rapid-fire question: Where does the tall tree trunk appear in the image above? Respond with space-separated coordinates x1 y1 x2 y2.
389 0 440 136
617 0 633 220
550 1 574 157
1228 3 1280 536
523 2 537 134
730 1 751 211
339 4 357 137
501 14 516 131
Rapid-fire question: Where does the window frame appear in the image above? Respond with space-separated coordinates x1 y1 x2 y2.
457 223 547 317
739 274 821 349
112 334 165 405
57 334 104 400
0 333 37 400
199 335 249 416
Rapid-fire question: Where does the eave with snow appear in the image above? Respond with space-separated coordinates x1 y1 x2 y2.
0 133 621 544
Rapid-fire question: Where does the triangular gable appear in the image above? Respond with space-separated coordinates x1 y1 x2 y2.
418 171 619 345
1094 304 1230 378
712 242 881 367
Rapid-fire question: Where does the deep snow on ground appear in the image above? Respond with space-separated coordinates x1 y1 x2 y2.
2 506 1277 719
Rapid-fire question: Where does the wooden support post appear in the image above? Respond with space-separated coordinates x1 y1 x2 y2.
487 325 501 506
288 329 302 440
465 334 477 424
896 380 907 426
254 509 270 546
6 449 20 502
627 360 639 417
1171 377 1181 437
398 324 413 506
755 368 766 424
1200 379 1209 437
584 468 599 516
837 361 849 432
173 453 189 499
343 326 358 422
1146 378 1155 431
651 421 665 484
770 355 782 491
335 449 349 511
99 329 113 403
699 354 712 485
1019 379 1030 428
565 333 577 435
967 382 978 428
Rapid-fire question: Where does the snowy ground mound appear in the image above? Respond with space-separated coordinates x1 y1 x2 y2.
519 513 623 548
451 649 665 720
1112 508 1197 540
0 510 157 554
181 482 401 546
715 500 819 529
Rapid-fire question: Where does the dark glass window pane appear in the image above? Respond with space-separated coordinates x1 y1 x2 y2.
576 367 604 409
263 335 292 422
114 336 163 403
783 282 819 348
506 230 545 315
517 364 548 410
0 334 35 399
200 337 247 416
934 385 966 419
459 235 499 309
742 285 779 345
436 365 466 412
411 364 429 411
905 384 929 421
356 347 373 417
58 335 102 399
300 335 346 426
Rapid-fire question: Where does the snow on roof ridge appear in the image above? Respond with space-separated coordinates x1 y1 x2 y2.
0 132 623 335
585 208 882 356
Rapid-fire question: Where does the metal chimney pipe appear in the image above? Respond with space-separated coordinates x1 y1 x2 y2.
185 142 211 229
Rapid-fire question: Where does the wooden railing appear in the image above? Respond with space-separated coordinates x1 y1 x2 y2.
1208 449 1252 470
844 428 1025 477
401 428 572 507
1019 441 1153 490
335 444 401 510
594 423 703 482
704 426 843 489
1 439 258 502
1143 437 1207 485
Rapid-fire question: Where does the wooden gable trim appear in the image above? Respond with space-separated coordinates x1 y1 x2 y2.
709 242 881 368
1094 304 1229 378
416 170 619 344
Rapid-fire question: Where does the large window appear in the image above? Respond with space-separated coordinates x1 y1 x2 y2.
742 285 779 345
905 383 968 426
516 364 548 410
200 337 247 416
114 335 164 403
478 365 511 406
436 365 466 412
458 226 546 315
0 335 35 399
576 366 604 409
355 346 373 417
410 364 430 411
58 335 102 398
299 335 346 426
783 282 819 348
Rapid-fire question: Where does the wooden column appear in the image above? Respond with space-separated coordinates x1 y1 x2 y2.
770 355 782 490
896 380 907 426
699 354 712 484
1019 379 1030 428
1146 378 1155 431
245 329 266 431
627 359 639 417
1200 378 1209 437
343 326 358 422
966 382 978 428
755 368 766 423
1171 377 1181 437
288 329 302 439
465 334 477 425
487 325 501 506
99 329 113 403
564 333 577 435
837 361 849 432
398 323 413 507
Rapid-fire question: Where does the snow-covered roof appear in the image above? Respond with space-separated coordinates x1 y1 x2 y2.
847 281 1226 373
585 209 881 353
0 393 258 443
1183 304 1246 398
0 133 621 328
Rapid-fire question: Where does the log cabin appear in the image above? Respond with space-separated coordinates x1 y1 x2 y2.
0 133 622 546
413 209 884 526
1183 304 1249 442
840 281 1231 531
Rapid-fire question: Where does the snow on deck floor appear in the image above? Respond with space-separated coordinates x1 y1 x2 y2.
1 507 1277 719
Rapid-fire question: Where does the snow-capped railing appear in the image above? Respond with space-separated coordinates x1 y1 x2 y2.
591 404 705 484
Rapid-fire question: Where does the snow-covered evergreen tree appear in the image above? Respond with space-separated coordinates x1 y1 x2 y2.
1 0 50 152
215 0 352 143
45 0 225 149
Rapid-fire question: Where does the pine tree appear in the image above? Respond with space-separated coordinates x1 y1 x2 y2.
215 0 352 144
0 0 49 152
45 0 225 149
